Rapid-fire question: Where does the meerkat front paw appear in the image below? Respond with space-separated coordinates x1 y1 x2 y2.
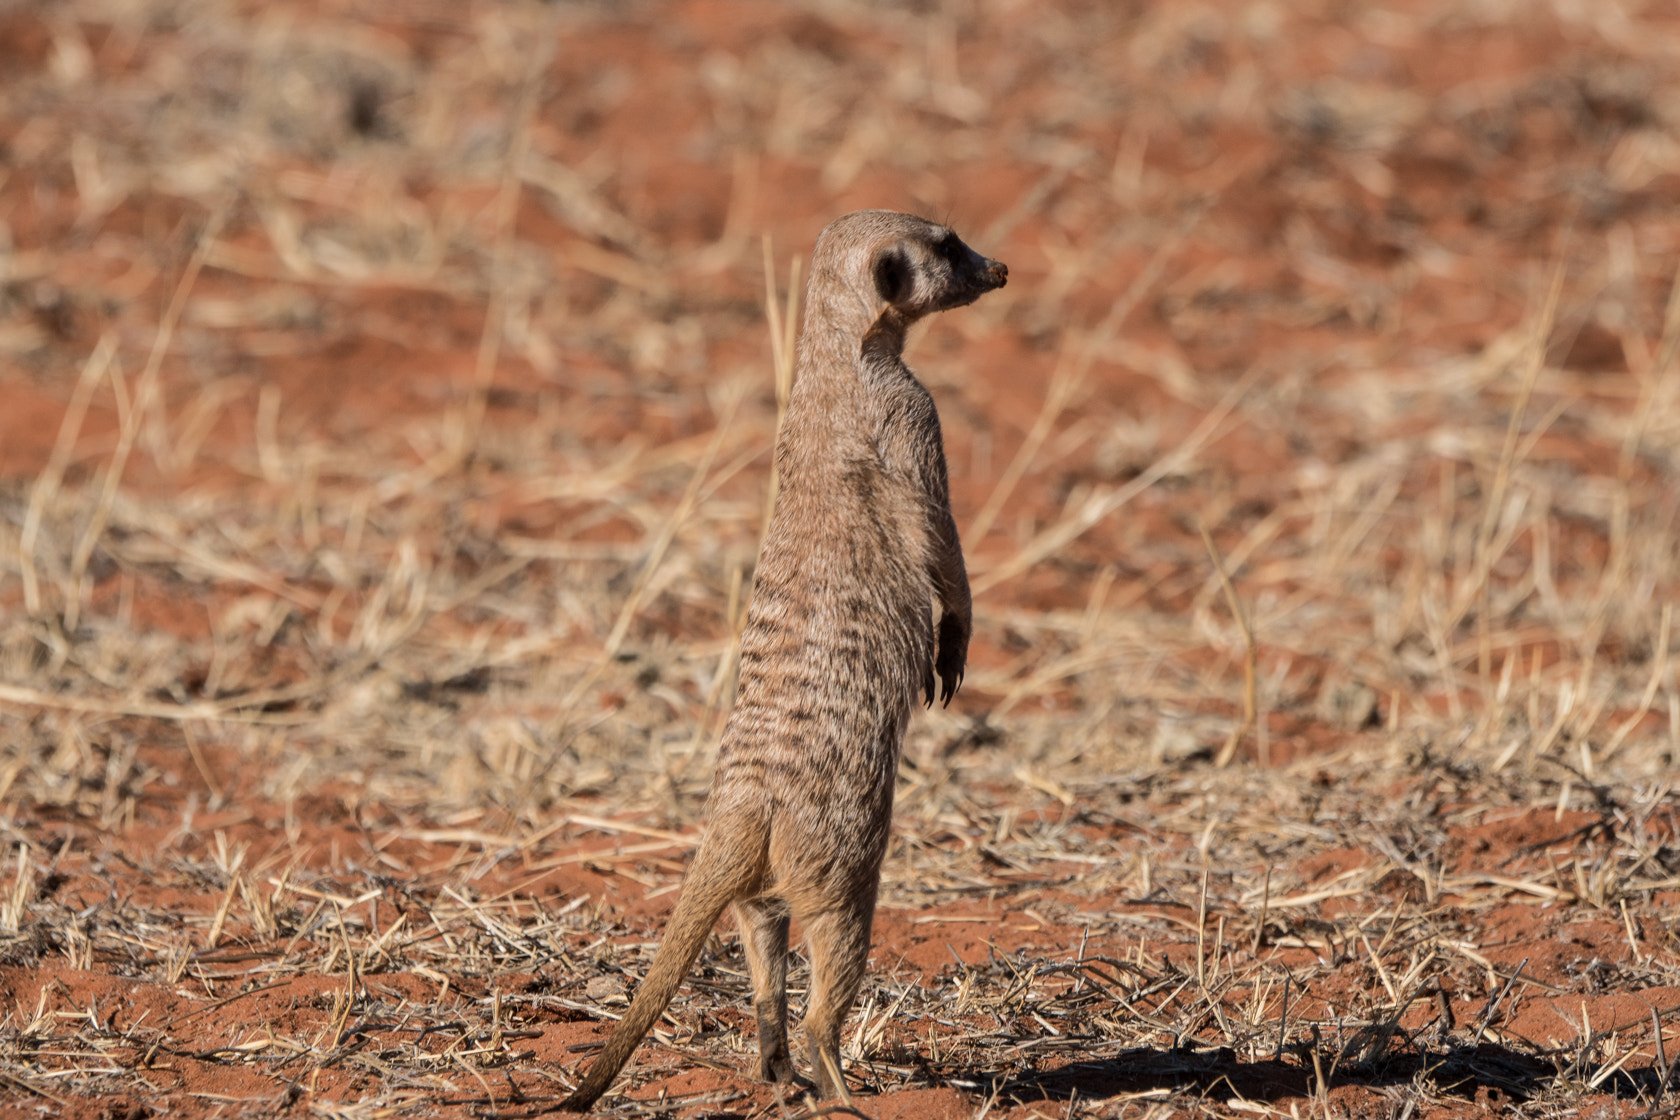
935 611 969 706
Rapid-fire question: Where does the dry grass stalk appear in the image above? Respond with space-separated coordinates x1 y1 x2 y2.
967 223 1189 547
18 333 114 617
972 366 1260 596
65 200 227 633
1202 520 1259 769
1472 258 1566 704
448 3 562 476
760 235 803 524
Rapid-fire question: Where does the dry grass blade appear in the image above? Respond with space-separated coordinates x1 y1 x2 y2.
1201 520 1258 768
1471 255 1566 692
64 198 227 633
539 382 748 763
760 235 802 525
1620 259 1680 475
18 333 114 617
0 682 300 724
972 365 1259 595
1601 603 1672 762
447 3 562 475
967 222 1190 547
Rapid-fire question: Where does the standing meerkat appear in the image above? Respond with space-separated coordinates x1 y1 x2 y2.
561 210 1007 1110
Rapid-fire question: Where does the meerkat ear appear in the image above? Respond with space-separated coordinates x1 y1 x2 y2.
872 245 911 304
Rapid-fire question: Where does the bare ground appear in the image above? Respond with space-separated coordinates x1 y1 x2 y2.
3 2 1680 1118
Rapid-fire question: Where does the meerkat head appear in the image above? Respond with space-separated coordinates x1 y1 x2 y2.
817 210 1008 324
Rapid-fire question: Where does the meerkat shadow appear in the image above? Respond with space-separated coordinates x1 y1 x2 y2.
956 1037 1663 1110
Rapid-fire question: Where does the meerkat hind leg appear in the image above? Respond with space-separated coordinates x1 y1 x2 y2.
736 898 797 1083
799 902 873 1102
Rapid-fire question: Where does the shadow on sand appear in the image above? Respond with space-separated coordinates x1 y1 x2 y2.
976 1037 1674 1111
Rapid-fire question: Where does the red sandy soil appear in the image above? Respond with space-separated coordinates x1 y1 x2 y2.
6 736 1679 1120
3 2 1680 1119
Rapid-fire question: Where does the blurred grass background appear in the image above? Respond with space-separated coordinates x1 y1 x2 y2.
0 0 1673 833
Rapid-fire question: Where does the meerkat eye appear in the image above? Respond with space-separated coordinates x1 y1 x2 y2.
937 233 962 262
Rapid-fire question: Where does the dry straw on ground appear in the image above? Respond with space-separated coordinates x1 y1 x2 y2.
1 1 1679 1118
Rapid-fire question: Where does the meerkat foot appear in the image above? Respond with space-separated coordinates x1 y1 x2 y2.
809 1044 852 1104
755 1001 798 1083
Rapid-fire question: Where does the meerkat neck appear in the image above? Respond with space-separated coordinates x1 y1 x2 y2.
797 270 894 373
860 307 910 367
811 260 880 334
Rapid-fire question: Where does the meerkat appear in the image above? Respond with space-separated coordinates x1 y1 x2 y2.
560 210 1007 1110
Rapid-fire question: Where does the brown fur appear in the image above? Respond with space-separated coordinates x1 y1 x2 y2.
560 210 1007 1110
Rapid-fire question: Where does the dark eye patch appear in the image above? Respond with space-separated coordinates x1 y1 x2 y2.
873 246 911 303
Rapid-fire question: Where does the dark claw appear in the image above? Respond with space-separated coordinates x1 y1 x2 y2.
934 610 968 708
940 668 963 707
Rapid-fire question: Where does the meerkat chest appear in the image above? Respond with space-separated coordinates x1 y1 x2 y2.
870 385 943 501
769 379 940 573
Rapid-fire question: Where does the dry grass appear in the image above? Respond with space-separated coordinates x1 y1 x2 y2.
1 763 1676 1117
2 0 1680 1117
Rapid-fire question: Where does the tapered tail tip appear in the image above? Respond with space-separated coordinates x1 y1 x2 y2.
559 1086 601 1112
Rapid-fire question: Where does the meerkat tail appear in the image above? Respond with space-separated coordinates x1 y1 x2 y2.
560 811 766 1111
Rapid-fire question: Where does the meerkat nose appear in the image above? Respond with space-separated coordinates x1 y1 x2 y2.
986 260 1008 287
